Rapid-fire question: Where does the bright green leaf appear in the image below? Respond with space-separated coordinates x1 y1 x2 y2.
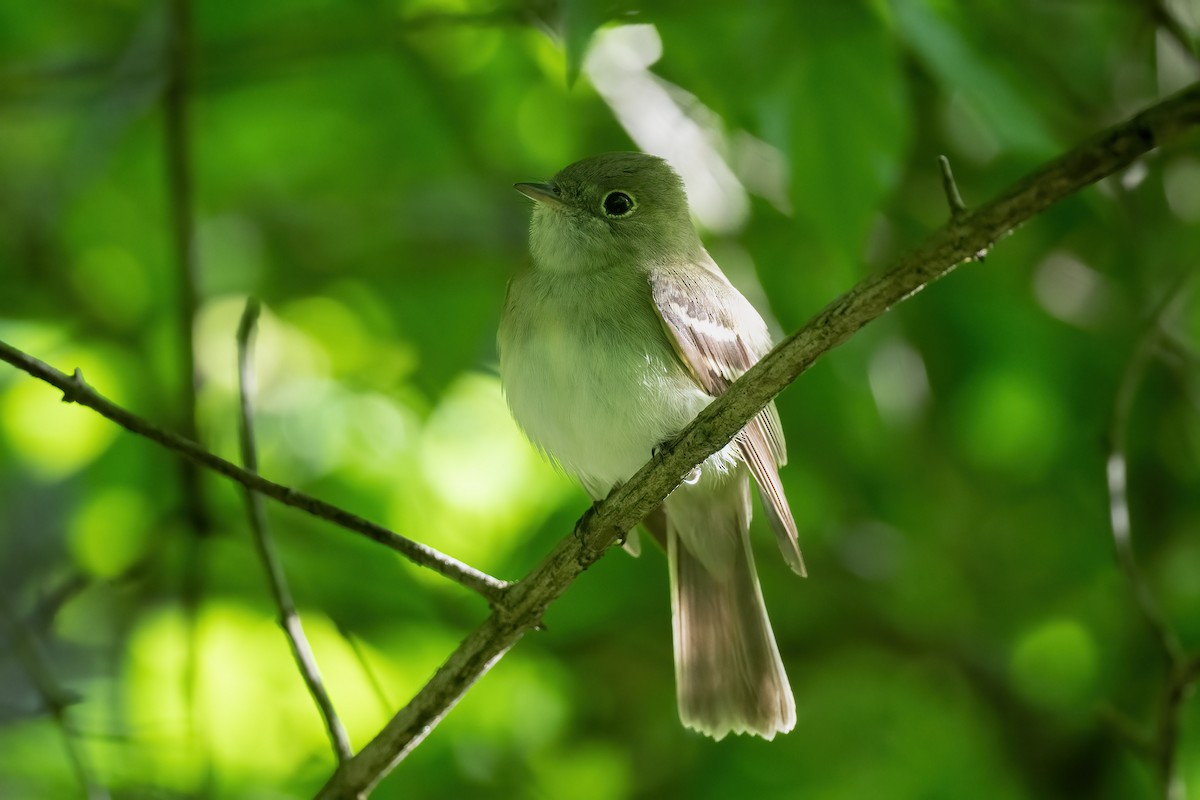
785 2 911 261
894 0 1058 156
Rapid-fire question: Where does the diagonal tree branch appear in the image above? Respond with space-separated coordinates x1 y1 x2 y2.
237 298 354 766
0 341 510 604
315 80 1200 799
0 78 1195 798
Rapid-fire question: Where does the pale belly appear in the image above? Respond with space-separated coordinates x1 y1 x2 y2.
500 287 715 497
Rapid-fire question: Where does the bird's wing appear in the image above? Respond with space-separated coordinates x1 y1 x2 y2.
650 263 805 576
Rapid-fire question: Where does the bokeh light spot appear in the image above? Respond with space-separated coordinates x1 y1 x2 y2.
953 368 1063 478
1009 618 1097 707
69 485 153 578
71 244 151 329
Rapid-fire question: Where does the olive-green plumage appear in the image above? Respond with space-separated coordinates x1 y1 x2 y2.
499 152 802 740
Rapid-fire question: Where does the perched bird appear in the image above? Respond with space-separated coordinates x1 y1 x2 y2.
498 152 803 740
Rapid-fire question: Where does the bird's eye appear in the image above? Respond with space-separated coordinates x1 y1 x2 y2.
602 190 636 218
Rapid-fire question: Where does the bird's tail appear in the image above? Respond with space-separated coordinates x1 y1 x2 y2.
666 473 795 740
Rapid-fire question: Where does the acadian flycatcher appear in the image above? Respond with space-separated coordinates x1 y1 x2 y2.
499 152 803 740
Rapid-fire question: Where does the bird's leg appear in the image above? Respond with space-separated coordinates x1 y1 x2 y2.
572 504 595 569
574 480 625 567
573 500 600 545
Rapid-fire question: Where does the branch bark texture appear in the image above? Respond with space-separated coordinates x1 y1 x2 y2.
0 342 509 604
314 78 1200 800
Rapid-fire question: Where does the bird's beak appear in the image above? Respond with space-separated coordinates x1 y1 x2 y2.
514 181 563 207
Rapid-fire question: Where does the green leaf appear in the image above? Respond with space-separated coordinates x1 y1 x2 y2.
783 2 912 261
893 0 1059 156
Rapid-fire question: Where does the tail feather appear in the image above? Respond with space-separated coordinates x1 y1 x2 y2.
667 474 795 740
739 418 806 577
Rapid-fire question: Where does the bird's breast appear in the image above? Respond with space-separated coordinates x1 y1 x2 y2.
499 271 712 496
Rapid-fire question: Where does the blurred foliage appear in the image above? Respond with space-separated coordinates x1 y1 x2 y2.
1 0 1198 798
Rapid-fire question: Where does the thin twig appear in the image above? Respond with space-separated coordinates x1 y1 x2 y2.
1156 650 1200 800
337 622 394 716
1157 665 1191 800
0 599 110 800
1105 271 1198 799
0 341 510 604
313 78 1200 800
26 572 91 635
1107 275 1194 664
237 299 354 765
1141 0 1200 67
938 154 968 218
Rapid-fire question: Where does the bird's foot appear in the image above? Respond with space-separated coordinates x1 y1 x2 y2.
573 495 607 569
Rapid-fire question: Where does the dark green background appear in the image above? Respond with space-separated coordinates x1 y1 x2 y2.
1 1 1198 797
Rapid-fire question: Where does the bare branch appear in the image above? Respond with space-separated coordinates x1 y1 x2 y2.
1107 273 1195 663
1105 270 1198 799
1155 649 1200 800
0 340 510 604
315 78 1200 800
237 298 354 765
1157 663 1193 800
0 598 110 800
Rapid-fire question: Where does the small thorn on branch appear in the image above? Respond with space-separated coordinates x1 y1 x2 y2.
938 155 968 219
61 368 89 404
315 82 1200 800
938 155 990 262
